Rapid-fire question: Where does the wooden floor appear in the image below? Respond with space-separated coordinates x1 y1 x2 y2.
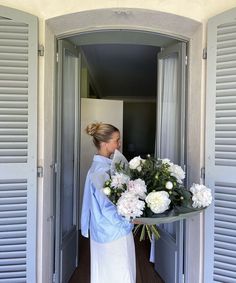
69 234 164 283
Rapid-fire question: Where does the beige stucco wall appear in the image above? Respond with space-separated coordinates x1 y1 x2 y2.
1 0 236 22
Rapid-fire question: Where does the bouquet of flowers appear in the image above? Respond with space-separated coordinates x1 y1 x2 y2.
103 150 212 241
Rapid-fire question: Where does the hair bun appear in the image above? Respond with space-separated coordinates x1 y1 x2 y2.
86 122 102 136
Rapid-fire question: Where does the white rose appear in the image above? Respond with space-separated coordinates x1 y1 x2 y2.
129 156 144 172
190 183 212 208
103 187 111 196
145 191 171 214
165 181 173 190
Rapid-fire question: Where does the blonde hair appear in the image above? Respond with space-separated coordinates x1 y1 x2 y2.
86 122 119 149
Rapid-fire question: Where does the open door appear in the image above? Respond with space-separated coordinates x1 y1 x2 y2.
54 39 80 283
155 42 186 283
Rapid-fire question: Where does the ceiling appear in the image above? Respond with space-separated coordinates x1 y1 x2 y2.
81 44 159 98
69 30 178 99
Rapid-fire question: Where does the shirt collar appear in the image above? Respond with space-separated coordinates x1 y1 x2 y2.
93 154 112 165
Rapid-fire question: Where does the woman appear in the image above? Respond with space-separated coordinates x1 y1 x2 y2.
81 122 136 283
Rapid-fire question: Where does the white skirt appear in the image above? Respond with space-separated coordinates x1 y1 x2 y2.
90 232 136 283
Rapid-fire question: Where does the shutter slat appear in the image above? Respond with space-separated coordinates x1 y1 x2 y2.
0 32 28 40
0 96 28 101
0 81 28 88
0 197 27 204
0 279 26 283
217 39 236 50
216 131 236 138
215 248 236 259
214 268 236 279
216 89 236 96
215 234 236 244
0 74 28 81
0 122 27 128
0 217 26 224
217 26 236 35
215 261 236 273
0 61 28 67
216 103 236 109
0 143 27 149
0 46 28 54
216 96 236 103
215 240 236 250
0 66 28 74
0 39 28 47
0 26 28 33
215 220 236 230
0 264 26 272
0 238 26 245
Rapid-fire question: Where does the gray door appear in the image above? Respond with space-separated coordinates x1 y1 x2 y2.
204 8 236 283
155 42 186 283
0 6 38 283
55 39 80 283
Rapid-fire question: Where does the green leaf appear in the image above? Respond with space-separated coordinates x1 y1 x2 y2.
146 225 152 242
150 225 160 240
140 224 146 241
133 224 142 237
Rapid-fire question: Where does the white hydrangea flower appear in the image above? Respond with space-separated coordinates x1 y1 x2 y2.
190 183 212 208
165 181 173 190
169 164 185 184
129 156 145 172
103 187 111 196
117 191 145 220
111 172 130 189
128 178 147 199
145 191 171 214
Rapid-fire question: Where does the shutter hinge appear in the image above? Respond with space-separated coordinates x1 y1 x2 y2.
56 53 59 62
185 55 188 66
50 163 58 173
202 48 207 59
38 44 44 56
201 167 205 181
37 166 43 178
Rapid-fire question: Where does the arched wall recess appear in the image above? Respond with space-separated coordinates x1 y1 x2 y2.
42 8 204 283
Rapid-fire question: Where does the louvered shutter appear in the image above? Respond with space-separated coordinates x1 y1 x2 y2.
0 6 37 283
205 8 236 283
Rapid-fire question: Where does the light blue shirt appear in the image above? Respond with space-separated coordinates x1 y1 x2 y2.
81 155 133 243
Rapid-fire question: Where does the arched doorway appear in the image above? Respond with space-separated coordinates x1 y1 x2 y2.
43 8 204 283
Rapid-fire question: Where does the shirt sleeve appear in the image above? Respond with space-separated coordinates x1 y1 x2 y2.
90 171 132 229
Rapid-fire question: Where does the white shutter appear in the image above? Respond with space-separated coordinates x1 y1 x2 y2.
205 8 236 283
0 6 37 283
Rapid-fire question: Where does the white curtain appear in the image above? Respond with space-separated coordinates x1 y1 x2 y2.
160 54 180 164
150 54 180 263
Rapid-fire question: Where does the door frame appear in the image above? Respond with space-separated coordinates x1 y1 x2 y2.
42 8 204 283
